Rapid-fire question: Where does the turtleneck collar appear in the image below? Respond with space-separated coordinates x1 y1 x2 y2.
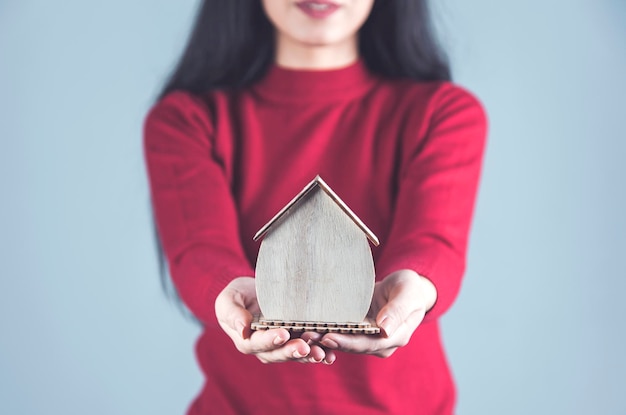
250 58 379 102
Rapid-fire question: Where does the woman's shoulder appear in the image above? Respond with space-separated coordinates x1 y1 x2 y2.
145 88 234 135
146 90 212 121
143 90 220 148
146 88 244 126
372 78 488 151
374 78 487 133
383 78 484 113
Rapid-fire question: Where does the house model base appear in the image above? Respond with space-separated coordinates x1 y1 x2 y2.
251 315 381 335
252 176 381 336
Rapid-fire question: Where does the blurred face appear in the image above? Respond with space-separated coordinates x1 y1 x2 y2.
261 0 375 47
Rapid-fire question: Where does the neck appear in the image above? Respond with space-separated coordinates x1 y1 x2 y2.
274 34 359 69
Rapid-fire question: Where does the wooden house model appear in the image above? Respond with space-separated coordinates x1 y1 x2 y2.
251 176 380 334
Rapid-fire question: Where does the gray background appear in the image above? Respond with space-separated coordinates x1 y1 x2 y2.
1 0 624 413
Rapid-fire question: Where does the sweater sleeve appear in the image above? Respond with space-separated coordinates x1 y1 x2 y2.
375 84 488 322
143 91 255 325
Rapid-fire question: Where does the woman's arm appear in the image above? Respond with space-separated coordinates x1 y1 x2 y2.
144 91 331 363
314 84 488 357
144 91 254 324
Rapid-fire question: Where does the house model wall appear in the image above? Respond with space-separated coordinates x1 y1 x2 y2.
253 176 379 329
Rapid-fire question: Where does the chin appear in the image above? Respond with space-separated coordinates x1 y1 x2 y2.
293 28 347 47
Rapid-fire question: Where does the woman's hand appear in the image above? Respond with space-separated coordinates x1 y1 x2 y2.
304 270 437 358
215 277 337 364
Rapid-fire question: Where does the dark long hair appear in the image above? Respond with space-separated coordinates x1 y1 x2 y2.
153 0 452 305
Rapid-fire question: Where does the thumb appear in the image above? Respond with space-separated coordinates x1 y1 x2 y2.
216 286 255 340
232 305 254 340
375 280 421 338
376 303 407 338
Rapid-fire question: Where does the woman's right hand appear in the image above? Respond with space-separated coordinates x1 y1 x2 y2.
215 277 336 364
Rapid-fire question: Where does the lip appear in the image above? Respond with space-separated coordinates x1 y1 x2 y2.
295 1 341 19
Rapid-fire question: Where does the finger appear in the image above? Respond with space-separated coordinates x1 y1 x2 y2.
320 318 420 357
292 344 327 364
321 333 400 358
238 328 291 354
308 342 337 364
296 339 337 364
308 344 326 363
255 339 311 364
300 331 323 345
322 349 337 365
320 333 389 355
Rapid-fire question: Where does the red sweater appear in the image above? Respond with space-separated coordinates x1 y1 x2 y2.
144 60 487 415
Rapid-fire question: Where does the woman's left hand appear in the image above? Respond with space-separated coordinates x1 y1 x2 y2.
302 270 437 358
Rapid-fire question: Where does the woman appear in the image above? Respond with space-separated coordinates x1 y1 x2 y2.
144 0 487 413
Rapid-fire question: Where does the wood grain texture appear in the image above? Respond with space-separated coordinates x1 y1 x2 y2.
255 186 376 323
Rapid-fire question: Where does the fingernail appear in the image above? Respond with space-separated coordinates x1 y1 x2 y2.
293 350 306 358
273 334 287 346
235 320 246 336
378 316 394 337
321 339 339 349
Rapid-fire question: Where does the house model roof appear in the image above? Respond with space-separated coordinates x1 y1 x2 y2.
253 175 380 246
